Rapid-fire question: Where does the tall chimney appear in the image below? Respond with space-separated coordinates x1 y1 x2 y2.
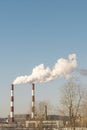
44 105 47 120
10 84 14 123
31 83 35 119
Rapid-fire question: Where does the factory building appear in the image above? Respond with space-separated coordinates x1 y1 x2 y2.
8 83 68 129
8 105 67 129
8 113 66 129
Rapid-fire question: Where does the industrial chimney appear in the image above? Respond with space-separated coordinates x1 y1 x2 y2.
31 83 35 119
44 105 47 120
10 84 14 123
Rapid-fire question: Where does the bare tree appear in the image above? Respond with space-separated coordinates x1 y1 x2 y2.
35 101 48 119
34 101 47 130
35 101 55 129
80 89 87 116
60 80 83 130
80 90 87 127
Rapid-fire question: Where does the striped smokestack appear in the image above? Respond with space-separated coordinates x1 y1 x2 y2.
10 84 14 123
31 83 35 119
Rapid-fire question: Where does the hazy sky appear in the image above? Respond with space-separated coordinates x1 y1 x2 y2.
0 0 87 117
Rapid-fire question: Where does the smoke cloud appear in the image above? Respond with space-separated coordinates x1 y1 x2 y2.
78 69 87 76
13 53 77 85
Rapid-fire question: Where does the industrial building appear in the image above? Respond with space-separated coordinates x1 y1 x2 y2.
1 83 85 130
8 113 66 129
7 83 68 129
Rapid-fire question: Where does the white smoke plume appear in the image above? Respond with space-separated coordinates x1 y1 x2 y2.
13 53 77 85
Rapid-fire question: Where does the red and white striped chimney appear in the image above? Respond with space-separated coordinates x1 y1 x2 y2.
10 84 14 123
31 83 35 119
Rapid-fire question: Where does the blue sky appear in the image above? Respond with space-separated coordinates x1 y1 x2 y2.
0 0 87 117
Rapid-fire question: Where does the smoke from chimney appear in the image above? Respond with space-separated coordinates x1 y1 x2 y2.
78 69 87 76
13 53 77 85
